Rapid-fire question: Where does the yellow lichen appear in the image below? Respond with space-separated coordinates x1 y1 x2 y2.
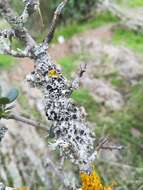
48 69 61 78
80 169 113 190
17 187 30 190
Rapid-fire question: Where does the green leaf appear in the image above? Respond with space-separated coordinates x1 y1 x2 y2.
0 97 10 105
3 110 11 119
6 88 19 103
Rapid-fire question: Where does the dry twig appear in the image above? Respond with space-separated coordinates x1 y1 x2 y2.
96 137 123 151
8 113 48 132
44 0 68 44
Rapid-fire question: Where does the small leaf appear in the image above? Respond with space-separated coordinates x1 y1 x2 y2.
6 88 19 103
0 97 10 105
0 111 10 119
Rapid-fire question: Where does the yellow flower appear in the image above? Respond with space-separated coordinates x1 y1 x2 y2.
48 69 61 78
80 169 113 190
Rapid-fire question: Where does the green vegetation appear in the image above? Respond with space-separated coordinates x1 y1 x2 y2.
111 78 124 88
58 54 79 77
0 55 15 69
18 95 29 111
0 21 15 69
117 0 143 7
41 0 98 24
128 83 143 133
69 51 143 188
109 73 128 91
58 53 91 78
54 12 118 41
70 80 143 169
18 95 42 121
72 89 100 122
0 19 10 30
11 0 23 14
128 0 143 7
94 83 143 166
113 28 143 53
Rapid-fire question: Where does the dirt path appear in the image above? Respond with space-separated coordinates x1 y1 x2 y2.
10 24 113 82
49 24 113 61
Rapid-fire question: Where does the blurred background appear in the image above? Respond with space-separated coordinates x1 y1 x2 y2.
0 0 143 189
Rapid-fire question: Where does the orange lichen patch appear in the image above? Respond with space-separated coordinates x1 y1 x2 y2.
48 69 61 78
80 169 113 190
17 187 30 190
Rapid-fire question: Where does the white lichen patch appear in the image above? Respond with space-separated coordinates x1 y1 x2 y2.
26 44 96 170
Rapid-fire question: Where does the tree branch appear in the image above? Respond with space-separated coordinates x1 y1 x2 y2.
0 0 36 49
8 113 49 132
70 63 87 90
44 0 68 44
0 29 31 57
0 29 15 39
19 0 40 24
4 49 29 58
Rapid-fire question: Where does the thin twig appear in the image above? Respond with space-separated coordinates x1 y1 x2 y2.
8 113 48 132
96 137 123 151
96 137 109 151
79 63 87 78
69 63 88 91
44 0 68 44
100 145 123 151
